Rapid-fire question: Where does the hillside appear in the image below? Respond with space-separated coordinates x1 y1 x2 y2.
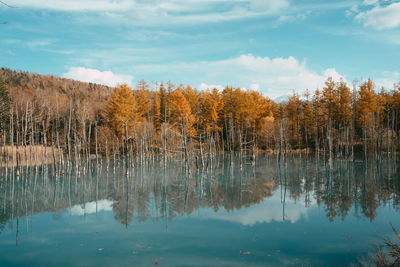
0 67 113 104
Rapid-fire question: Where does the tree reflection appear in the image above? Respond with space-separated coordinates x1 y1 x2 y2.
0 155 399 231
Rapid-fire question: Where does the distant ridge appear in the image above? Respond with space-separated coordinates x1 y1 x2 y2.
0 67 114 101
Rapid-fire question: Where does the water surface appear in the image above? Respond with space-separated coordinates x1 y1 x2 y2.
0 155 399 266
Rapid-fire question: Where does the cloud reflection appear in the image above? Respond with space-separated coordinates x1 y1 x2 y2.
70 199 114 216
198 193 312 225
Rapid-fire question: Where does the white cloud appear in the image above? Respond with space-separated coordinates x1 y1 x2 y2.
249 83 260 91
12 0 134 11
26 39 55 48
133 54 345 98
351 5 359 12
249 0 289 12
363 0 379 5
374 71 400 89
277 12 310 24
206 54 345 97
70 199 114 216
345 5 359 17
199 83 224 91
11 0 290 25
345 9 353 17
322 68 344 81
355 3 400 29
12 0 289 13
62 66 133 87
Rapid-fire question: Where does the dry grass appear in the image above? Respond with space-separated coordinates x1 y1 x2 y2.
0 145 62 166
370 224 400 267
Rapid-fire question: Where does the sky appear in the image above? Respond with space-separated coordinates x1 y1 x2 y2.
0 0 399 99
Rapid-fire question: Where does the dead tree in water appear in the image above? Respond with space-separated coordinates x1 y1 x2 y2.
1 72 400 169
199 133 204 169
238 132 243 169
182 116 190 175
95 123 99 166
327 116 333 169
251 120 256 165
279 120 284 161
363 116 367 161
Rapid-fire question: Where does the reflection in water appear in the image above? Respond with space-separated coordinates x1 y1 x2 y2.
70 200 114 216
0 155 399 240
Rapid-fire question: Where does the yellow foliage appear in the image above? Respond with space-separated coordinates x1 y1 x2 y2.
105 84 136 137
201 88 223 133
135 88 151 123
358 79 377 127
169 89 196 135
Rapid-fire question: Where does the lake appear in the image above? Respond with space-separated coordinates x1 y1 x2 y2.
0 155 399 266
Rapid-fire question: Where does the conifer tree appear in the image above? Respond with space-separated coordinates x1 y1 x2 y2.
105 84 137 138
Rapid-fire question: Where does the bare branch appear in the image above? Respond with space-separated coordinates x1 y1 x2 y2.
0 1 17 8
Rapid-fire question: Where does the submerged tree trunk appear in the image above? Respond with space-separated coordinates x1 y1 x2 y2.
279 120 284 161
327 116 333 169
363 117 367 161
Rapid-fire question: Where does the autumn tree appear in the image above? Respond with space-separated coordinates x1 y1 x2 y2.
0 84 11 135
182 85 201 119
392 85 400 133
169 89 195 135
357 79 377 128
335 80 352 157
106 84 137 138
312 89 323 154
357 79 378 157
286 92 302 148
302 90 314 150
152 90 161 134
336 80 352 127
322 77 338 164
1 66 398 160
135 86 151 124
201 88 223 134
159 83 169 123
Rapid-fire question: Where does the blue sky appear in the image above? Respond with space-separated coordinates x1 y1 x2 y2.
1 0 399 98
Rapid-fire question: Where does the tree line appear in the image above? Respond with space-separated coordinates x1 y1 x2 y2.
0 67 399 168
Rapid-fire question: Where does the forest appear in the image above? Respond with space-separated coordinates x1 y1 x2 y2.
0 67 400 169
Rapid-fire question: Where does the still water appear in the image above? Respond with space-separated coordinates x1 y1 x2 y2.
0 155 399 266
